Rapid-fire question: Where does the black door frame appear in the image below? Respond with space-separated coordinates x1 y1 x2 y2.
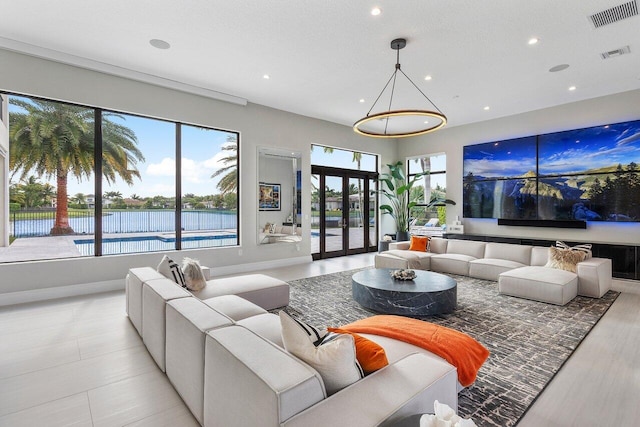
312 165 378 260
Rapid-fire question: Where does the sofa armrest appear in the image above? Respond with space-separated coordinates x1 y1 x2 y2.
577 257 612 298
200 265 211 281
389 241 410 250
204 325 325 427
283 353 458 427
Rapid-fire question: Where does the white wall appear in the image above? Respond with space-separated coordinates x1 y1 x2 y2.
0 94 8 247
398 89 640 245
0 49 397 300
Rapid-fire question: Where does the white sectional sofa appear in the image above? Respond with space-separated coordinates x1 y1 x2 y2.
125 267 460 426
375 238 612 305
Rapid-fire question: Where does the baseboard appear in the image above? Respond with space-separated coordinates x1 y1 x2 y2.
0 279 124 307
0 255 313 306
209 255 313 277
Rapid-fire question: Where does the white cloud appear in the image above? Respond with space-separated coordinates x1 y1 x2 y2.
146 158 175 176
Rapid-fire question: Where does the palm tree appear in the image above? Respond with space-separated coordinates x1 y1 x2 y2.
72 193 88 209
210 135 238 195
9 98 144 235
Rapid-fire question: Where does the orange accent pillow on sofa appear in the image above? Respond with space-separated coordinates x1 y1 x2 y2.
409 235 430 252
327 327 389 374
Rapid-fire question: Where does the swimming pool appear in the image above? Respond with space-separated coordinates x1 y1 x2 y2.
74 234 238 256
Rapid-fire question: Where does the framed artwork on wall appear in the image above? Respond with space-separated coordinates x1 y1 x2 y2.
259 182 281 211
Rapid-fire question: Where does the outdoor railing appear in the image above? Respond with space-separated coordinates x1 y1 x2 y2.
9 209 238 238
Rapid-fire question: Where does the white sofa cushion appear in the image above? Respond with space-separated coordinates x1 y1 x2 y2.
384 249 434 269
193 273 290 310
446 240 486 258
484 243 532 265
126 267 166 335
469 258 528 281
205 326 326 426
498 266 578 305
142 278 192 371
429 237 449 254
165 297 234 424
431 254 477 276
531 246 550 266
202 294 267 321
238 312 285 348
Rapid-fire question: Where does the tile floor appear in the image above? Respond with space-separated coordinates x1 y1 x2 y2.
0 253 638 426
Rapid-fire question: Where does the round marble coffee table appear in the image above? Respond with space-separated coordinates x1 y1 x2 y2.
352 268 457 316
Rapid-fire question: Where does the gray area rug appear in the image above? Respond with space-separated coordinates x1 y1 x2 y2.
279 268 618 427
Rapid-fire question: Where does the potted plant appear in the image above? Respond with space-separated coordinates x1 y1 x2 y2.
377 161 427 241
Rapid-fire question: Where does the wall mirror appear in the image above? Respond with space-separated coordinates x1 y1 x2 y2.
257 147 303 245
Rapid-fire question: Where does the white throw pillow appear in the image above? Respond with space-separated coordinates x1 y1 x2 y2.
157 255 186 288
269 223 277 234
181 257 206 292
279 311 363 395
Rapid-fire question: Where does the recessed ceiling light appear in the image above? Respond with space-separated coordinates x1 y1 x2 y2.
371 7 381 16
424 75 432 81
424 120 429 124
359 98 365 103
549 64 570 72
568 86 576 91
528 37 539 45
263 74 270 79
149 39 170 50
483 106 490 111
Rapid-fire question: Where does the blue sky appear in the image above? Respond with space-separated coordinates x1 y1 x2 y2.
463 136 537 178
9 96 235 198
538 120 640 175
463 120 640 178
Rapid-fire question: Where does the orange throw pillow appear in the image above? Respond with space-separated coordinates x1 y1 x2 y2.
409 235 429 252
327 327 389 374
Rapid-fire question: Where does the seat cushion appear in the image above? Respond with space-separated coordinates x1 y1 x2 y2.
193 274 290 310
203 295 267 321
379 250 434 269
430 254 476 276
468 258 527 281
498 266 578 305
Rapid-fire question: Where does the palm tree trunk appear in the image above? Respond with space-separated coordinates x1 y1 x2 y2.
51 169 74 235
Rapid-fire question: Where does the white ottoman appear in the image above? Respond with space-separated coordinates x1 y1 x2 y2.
498 266 578 305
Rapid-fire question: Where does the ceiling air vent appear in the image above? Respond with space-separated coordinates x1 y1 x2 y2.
589 0 638 28
601 45 631 59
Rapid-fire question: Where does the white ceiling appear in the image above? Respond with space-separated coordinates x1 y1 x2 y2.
1 0 639 130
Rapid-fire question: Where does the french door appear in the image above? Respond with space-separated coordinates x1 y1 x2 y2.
311 166 377 260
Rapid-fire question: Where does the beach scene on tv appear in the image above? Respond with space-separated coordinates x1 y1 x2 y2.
463 120 640 222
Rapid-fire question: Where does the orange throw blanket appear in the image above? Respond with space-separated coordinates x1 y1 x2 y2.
340 315 489 387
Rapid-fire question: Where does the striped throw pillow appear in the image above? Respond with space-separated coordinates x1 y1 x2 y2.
556 240 592 258
157 255 187 288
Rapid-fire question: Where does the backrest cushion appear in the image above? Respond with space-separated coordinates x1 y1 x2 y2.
280 312 363 395
485 243 533 265
429 237 448 254
446 240 486 259
544 246 586 273
327 327 389 374
531 246 549 266
409 235 430 252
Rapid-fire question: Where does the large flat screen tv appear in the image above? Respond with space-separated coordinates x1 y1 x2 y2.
463 119 640 222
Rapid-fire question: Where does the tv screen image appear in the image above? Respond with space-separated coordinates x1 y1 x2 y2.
463 119 640 222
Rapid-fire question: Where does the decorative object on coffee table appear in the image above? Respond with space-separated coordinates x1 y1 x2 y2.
390 269 416 281
352 268 456 316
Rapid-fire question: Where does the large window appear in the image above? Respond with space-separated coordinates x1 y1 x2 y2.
407 154 448 228
3 93 239 262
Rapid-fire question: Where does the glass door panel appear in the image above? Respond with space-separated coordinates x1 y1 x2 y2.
323 175 345 255
311 173 320 255
369 178 377 250
348 177 365 250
